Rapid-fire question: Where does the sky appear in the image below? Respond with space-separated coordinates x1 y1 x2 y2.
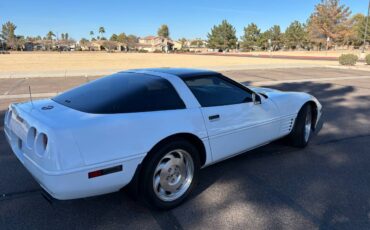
0 0 367 41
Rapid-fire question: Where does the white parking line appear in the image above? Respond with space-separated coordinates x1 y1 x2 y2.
1 75 370 100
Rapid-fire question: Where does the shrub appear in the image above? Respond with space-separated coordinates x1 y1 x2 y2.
365 54 370 65
338 54 358 66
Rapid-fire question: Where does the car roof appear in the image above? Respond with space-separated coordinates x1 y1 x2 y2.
125 68 219 79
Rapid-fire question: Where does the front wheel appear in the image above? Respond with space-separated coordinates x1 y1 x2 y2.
139 139 200 210
289 104 313 147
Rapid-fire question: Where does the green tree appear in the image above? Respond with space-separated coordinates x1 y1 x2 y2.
240 23 261 51
126 34 138 49
350 13 370 46
157 24 170 38
46 31 55 40
1 21 17 50
117 33 127 43
307 0 352 45
98 27 105 40
61 33 65 40
79 38 89 46
284 21 308 49
45 31 56 50
266 25 283 51
207 20 237 51
65 33 69 41
110 33 118 41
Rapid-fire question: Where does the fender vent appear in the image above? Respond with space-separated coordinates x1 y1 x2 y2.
288 118 294 131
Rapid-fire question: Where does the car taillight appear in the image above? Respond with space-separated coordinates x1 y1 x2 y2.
35 132 48 156
27 127 37 148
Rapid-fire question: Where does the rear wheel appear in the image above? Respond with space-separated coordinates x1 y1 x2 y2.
289 104 313 147
139 139 200 210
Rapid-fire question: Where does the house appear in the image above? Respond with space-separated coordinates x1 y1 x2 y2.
22 40 47 51
24 42 34 51
173 41 183 51
173 39 209 52
188 39 209 52
81 40 127 52
137 36 174 52
134 43 153 52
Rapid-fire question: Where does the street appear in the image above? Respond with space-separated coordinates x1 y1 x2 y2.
1 67 370 229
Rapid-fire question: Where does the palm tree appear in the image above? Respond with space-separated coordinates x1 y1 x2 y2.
46 31 55 40
89 31 94 41
45 31 56 50
98 27 105 40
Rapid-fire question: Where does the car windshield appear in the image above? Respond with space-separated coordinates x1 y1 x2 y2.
52 72 185 114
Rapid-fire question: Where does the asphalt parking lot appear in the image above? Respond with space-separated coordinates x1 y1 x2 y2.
1 67 370 230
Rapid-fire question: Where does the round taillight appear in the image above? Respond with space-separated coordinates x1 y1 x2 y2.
35 133 48 156
26 127 37 148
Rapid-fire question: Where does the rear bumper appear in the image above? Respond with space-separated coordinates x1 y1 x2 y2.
4 124 144 200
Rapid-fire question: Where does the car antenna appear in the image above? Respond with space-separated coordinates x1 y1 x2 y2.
28 85 34 108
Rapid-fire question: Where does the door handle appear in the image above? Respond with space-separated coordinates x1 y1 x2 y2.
209 114 220 120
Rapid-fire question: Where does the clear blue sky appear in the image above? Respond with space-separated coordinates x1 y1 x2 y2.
0 0 367 40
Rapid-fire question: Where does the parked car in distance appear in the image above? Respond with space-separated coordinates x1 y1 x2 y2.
4 68 322 209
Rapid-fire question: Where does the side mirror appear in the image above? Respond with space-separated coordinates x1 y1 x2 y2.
252 93 262 105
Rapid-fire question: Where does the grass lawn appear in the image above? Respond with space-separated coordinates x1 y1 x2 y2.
0 52 336 74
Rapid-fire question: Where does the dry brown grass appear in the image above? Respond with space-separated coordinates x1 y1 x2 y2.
0 52 335 74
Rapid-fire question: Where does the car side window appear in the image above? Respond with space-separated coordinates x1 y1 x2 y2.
184 75 252 107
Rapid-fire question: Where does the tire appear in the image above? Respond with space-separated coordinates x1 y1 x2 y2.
289 104 313 148
138 139 200 210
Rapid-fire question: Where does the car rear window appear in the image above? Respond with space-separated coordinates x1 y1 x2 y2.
52 72 185 114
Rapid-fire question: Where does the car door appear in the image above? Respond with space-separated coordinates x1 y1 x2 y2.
183 75 280 162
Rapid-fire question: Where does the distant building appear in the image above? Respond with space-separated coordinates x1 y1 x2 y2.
22 40 47 51
137 36 174 52
80 40 127 52
174 39 209 52
24 42 34 51
172 41 183 51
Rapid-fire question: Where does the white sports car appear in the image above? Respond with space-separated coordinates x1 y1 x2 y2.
4 68 322 209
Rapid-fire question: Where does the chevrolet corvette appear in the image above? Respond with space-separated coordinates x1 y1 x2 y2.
4 68 322 209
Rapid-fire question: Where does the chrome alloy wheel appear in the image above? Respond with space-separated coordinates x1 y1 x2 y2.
153 149 194 202
304 108 312 142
